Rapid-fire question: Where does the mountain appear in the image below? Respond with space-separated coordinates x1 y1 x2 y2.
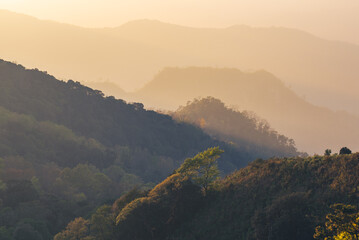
58 151 359 240
0 59 256 179
172 97 300 158
131 67 359 154
1 10 359 114
0 10 197 92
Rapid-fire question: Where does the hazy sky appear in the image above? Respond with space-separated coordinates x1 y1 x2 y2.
0 0 358 44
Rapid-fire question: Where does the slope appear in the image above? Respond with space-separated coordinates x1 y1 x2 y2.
133 67 359 154
0 59 267 179
0 106 142 238
64 151 359 240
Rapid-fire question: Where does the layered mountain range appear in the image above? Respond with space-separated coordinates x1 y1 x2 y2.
1 9 359 115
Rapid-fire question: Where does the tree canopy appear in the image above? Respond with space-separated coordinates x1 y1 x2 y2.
176 147 223 194
314 204 359 240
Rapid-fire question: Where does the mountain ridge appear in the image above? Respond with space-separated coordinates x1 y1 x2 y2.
1 9 359 114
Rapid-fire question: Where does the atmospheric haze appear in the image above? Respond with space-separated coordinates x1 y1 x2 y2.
1 0 359 44
0 3 358 154
2 2 359 239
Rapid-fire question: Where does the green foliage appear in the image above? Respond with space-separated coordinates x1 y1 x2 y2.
176 147 224 193
252 192 315 240
0 106 114 169
314 204 359 240
115 173 202 239
54 164 112 201
91 153 359 240
54 217 94 240
112 187 147 216
89 205 117 240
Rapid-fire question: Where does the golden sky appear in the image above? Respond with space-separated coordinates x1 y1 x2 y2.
0 0 358 44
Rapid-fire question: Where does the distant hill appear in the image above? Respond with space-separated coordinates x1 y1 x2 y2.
132 67 359 154
65 151 359 239
1 10 359 114
172 97 300 158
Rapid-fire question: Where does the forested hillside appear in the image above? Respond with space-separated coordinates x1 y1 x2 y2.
0 59 250 177
60 150 359 240
0 59 304 239
0 107 143 240
172 97 300 158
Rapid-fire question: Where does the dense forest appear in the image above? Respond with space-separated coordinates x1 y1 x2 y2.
0 59 306 239
172 97 300 158
54 150 359 240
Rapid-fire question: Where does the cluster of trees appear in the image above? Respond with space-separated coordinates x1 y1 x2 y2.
314 204 359 239
52 150 359 239
54 147 223 240
172 97 302 158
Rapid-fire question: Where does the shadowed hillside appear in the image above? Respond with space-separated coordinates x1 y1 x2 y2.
0 59 305 180
132 67 359 154
1 10 359 114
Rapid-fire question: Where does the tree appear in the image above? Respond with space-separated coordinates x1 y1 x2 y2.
314 204 359 240
340 147 352 155
54 217 94 240
325 149 332 156
176 147 224 194
90 205 116 240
